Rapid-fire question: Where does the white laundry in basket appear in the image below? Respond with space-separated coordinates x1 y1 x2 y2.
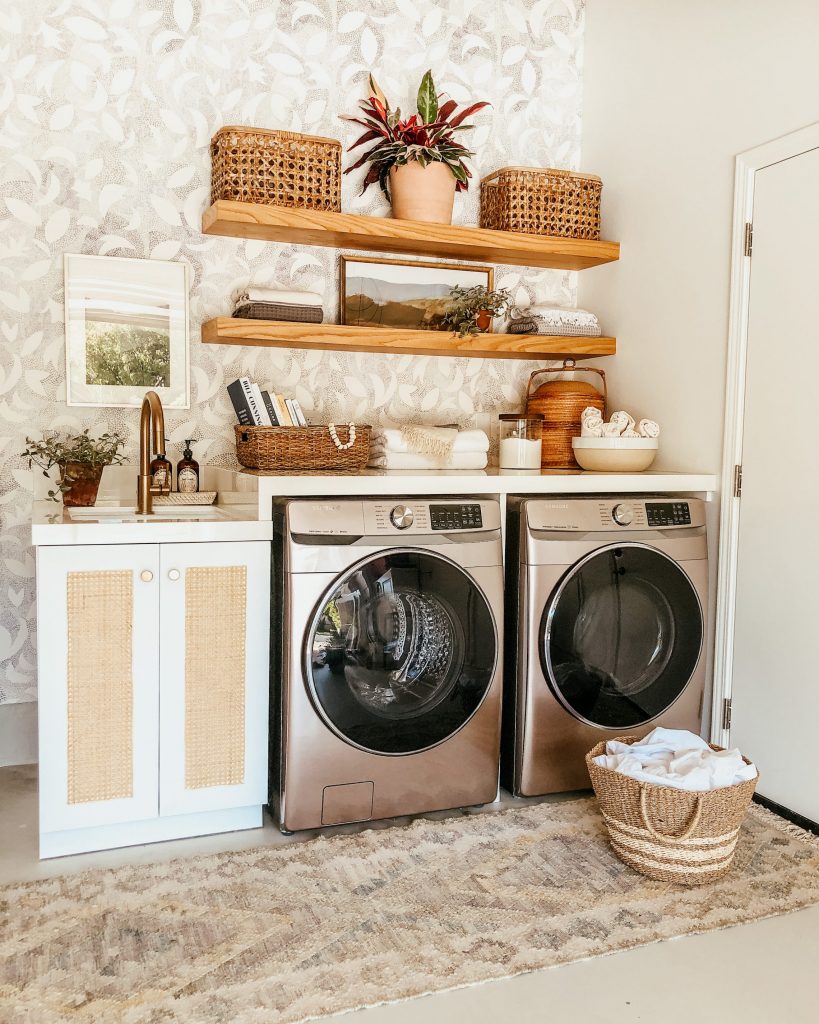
593 727 757 792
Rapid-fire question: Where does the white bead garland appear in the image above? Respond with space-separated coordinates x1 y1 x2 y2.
328 422 356 450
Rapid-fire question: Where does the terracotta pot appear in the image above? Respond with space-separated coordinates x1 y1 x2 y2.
59 461 104 507
475 309 493 332
389 161 456 224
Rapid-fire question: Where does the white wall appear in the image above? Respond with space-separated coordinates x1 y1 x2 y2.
579 0 819 473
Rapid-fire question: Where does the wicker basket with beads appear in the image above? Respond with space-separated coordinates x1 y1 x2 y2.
526 360 607 469
234 424 370 471
480 166 602 239
211 126 342 211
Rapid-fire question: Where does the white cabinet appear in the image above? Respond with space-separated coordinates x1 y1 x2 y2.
37 540 270 858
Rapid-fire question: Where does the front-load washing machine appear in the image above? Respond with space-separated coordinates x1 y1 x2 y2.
271 498 504 831
502 496 708 796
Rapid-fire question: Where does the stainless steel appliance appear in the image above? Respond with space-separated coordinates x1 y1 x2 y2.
271 498 504 831
502 496 708 796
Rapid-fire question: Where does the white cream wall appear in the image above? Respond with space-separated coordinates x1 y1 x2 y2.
578 0 819 473
0 0 585 716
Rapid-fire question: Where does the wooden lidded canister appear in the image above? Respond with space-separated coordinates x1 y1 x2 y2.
526 360 607 469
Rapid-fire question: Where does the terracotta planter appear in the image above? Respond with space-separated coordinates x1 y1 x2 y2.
389 162 456 225
475 309 493 332
59 461 104 507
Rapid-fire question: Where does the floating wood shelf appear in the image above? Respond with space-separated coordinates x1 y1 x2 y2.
201 318 616 361
202 201 620 270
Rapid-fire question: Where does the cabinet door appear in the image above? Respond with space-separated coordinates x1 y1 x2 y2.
158 541 270 816
37 545 160 833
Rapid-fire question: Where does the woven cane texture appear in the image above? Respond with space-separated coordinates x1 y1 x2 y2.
211 126 341 210
66 570 133 805
184 565 247 790
587 737 759 886
234 423 371 471
480 166 602 238
232 302 323 323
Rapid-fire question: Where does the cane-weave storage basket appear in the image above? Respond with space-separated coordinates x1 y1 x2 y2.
587 737 758 886
211 126 341 210
234 424 370 471
526 361 607 469
480 166 602 239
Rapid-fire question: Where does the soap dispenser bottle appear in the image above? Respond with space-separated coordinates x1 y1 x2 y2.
150 447 172 494
177 439 200 493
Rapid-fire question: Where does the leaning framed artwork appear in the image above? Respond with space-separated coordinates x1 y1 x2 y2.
340 255 493 331
64 254 190 408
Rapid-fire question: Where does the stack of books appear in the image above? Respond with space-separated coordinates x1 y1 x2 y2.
232 287 323 324
227 377 308 427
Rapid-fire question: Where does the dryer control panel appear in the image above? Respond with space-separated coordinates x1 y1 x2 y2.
526 497 706 532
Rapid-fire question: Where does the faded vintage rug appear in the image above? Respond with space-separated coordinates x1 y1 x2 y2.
1 798 818 1023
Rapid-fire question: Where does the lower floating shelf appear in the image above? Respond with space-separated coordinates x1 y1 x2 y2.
201 318 616 361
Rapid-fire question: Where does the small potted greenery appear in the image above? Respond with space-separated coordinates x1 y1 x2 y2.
441 285 514 337
341 71 489 224
22 428 127 506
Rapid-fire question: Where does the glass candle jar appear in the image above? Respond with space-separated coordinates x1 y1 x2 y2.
498 414 543 469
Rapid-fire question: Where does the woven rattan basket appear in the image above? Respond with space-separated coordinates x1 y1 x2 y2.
234 424 370 471
526 360 607 469
211 126 341 210
587 737 758 886
480 166 602 239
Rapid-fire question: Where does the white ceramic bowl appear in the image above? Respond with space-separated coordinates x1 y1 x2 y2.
572 436 659 472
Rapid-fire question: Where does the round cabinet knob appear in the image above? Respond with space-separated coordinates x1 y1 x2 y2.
390 504 414 530
140 570 153 583
612 503 634 527
168 569 180 581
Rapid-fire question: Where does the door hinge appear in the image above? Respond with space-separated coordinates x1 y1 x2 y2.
722 697 732 731
744 222 753 257
733 464 743 498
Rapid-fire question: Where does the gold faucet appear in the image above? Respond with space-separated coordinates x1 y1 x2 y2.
137 390 168 514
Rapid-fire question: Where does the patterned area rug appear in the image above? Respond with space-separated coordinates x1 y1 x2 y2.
2 798 818 1023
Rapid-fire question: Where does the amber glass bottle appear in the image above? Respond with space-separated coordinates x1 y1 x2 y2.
176 439 200 493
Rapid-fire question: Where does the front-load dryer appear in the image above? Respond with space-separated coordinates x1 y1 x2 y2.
502 496 708 797
271 498 504 831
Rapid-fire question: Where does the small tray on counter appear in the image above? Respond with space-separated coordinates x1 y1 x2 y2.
153 491 217 506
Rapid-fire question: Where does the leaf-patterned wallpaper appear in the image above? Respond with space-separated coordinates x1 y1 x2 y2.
0 0 584 704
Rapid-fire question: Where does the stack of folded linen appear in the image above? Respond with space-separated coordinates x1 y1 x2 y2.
507 304 602 337
232 286 324 323
368 425 490 470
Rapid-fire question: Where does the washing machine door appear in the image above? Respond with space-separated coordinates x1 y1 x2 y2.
306 549 497 754
540 542 703 729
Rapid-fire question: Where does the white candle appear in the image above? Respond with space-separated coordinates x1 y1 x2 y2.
500 436 542 469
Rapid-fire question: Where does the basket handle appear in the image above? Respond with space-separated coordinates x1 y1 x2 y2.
638 785 703 842
526 359 608 410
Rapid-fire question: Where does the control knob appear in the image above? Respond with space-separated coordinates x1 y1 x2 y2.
612 503 634 527
390 504 414 530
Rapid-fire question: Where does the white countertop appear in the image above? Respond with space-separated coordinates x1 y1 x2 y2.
31 465 718 545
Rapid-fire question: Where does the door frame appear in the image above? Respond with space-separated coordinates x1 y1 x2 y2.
712 121 819 745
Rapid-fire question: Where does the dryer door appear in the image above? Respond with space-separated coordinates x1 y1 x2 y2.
306 549 497 754
540 542 703 729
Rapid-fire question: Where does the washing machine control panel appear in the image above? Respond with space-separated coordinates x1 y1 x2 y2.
429 503 483 531
645 501 692 527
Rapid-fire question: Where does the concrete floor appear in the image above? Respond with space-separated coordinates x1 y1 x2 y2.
3 764 818 1022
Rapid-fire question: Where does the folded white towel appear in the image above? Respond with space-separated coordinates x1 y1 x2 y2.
232 286 324 307
593 728 757 792
367 451 488 470
638 418 660 438
371 427 490 455
512 304 600 325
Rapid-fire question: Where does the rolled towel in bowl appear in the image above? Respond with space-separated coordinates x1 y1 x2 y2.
608 410 633 435
581 407 604 437
638 418 660 438
601 422 623 437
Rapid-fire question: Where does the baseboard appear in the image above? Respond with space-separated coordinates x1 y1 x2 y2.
0 702 37 766
753 793 819 836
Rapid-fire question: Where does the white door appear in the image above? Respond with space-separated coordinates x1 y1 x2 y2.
729 144 819 822
158 541 270 816
37 544 160 833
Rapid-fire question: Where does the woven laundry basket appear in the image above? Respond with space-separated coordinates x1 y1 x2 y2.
211 126 341 210
586 737 758 886
234 424 370 471
526 360 607 469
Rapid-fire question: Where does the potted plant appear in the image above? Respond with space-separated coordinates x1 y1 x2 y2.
440 285 514 337
22 428 127 506
341 71 489 224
